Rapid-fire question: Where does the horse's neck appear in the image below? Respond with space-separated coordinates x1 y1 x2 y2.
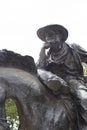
0 67 39 96
0 67 46 129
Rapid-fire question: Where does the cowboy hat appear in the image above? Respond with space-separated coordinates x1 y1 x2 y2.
37 24 68 42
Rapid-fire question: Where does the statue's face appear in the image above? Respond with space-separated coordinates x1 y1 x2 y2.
45 31 63 50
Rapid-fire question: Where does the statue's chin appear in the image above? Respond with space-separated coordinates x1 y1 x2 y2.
50 45 62 52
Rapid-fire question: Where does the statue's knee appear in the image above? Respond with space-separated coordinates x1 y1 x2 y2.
77 88 87 99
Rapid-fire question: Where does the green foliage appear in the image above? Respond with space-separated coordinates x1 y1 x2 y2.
82 63 87 75
5 99 18 120
5 99 19 130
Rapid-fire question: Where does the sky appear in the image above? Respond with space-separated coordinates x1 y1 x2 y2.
0 0 87 62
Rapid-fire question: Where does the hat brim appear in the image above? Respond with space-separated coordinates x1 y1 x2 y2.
37 24 68 42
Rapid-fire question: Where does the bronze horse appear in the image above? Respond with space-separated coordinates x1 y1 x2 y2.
0 50 84 130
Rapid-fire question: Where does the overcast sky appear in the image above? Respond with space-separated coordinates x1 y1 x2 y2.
0 0 87 62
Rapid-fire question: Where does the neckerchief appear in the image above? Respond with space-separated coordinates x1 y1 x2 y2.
48 43 68 64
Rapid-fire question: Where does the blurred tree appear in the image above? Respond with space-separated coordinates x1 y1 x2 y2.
82 63 87 75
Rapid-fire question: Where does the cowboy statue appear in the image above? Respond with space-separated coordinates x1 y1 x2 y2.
36 24 87 130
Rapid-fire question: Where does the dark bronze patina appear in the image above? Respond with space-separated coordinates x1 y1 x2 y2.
37 24 87 130
0 24 87 130
0 50 77 130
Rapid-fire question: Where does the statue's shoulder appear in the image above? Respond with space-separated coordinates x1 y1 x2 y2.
69 43 87 54
67 43 80 50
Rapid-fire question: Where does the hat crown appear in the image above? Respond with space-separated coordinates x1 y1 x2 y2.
37 24 68 42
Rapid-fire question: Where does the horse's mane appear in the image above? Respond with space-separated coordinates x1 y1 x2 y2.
0 49 37 74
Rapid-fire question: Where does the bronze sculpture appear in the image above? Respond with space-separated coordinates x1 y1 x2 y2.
0 50 78 130
0 24 86 130
37 24 87 130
